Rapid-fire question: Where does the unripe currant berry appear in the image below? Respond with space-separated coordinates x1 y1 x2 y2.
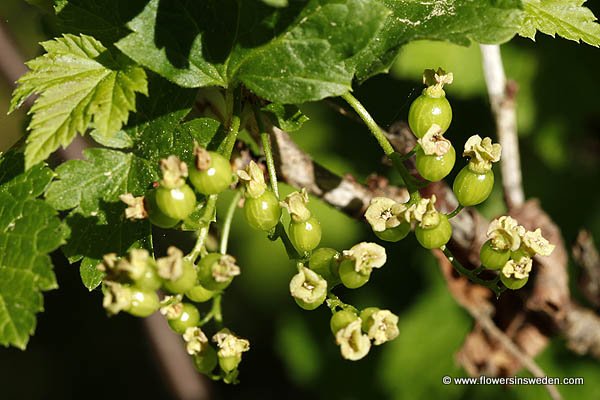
163 259 197 294
415 144 456 182
145 189 179 229
289 216 322 254
219 355 242 373
330 309 359 334
374 223 410 242
193 345 218 374
408 91 452 139
128 288 160 317
338 258 370 289
309 247 340 284
167 303 201 334
452 166 494 206
186 284 216 303
500 273 529 290
415 213 452 249
189 150 233 195
155 184 197 220
134 261 162 291
197 253 240 291
480 240 510 270
244 190 281 231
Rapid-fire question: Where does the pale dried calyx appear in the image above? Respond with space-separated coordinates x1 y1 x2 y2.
160 155 188 189
417 125 451 156
364 197 404 232
289 267 327 303
336 319 371 361
212 328 250 358
522 229 555 257
417 195 441 229
119 193 148 220
343 242 386 275
96 249 152 281
502 256 533 280
183 327 209 355
211 255 241 282
281 189 311 222
237 160 267 198
159 295 184 319
156 246 185 281
102 281 131 315
463 135 502 174
194 144 212 171
487 216 524 251
423 67 453 97
366 309 399 346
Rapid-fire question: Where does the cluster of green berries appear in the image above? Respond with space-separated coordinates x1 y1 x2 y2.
479 216 554 289
97 245 246 381
407 68 502 206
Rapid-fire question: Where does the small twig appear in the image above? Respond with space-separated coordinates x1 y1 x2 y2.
468 308 562 400
572 230 600 307
480 44 524 209
219 191 241 255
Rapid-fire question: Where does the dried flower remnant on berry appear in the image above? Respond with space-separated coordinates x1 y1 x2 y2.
237 160 267 198
417 195 441 229
365 197 403 232
210 255 241 282
102 281 131 315
342 242 386 275
487 216 524 251
417 125 451 156
194 144 212 171
463 135 502 173
422 67 453 97
281 189 311 222
213 329 250 358
160 155 188 189
522 228 555 257
120 193 148 220
336 319 371 361
156 246 185 280
365 309 399 345
502 256 533 280
183 327 209 355
159 295 184 319
289 267 327 304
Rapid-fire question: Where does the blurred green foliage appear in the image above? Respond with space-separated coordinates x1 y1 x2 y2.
0 1 599 399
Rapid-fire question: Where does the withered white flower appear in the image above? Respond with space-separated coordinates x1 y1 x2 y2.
212 328 250 358
365 309 399 345
342 242 386 274
160 155 188 188
237 160 267 198
102 281 132 315
522 228 555 257
159 295 183 319
417 125 451 156
119 193 148 220
289 267 327 304
487 216 525 251
502 256 533 280
335 319 371 361
156 246 184 280
210 255 241 283
96 253 118 273
281 189 311 222
117 248 151 280
364 197 403 232
183 327 209 355
463 135 502 173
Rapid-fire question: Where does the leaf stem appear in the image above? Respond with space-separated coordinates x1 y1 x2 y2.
252 104 279 198
219 87 242 158
220 190 242 255
447 205 464 219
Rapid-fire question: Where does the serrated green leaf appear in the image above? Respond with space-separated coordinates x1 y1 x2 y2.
352 0 525 81
10 34 148 169
116 0 390 103
0 164 69 349
89 129 134 149
519 0 600 46
45 148 156 216
262 103 309 132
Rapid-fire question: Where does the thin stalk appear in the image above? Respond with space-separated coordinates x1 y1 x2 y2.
185 195 218 263
220 191 242 255
218 88 242 158
447 205 464 219
326 293 359 315
252 103 279 198
442 247 504 297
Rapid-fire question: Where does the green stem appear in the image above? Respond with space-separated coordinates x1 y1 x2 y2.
212 294 223 325
269 222 300 260
447 205 464 219
326 293 359 315
218 88 242 158
220 191 242 255
442 247 504 297
341 92 395 156
252 104 279 198
185 195 218 263
390 152 418 194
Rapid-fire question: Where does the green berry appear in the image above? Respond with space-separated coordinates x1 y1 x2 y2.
374 223 410 242
500 273 529 290
163 259 197 294
186 284 215 303
330 310 359 334
289 216 322 254
189 151 232 195
415 214 452 249
309 248 340 284
193 346 218 374
338 258 370 289
294 293 326 311
155 184 196 220
415 145 456 182
408 91 452 138
127 288 160 317
145 189 179 228
197 253 239 291
453 166 494 206
359 307 380 332
134 261 162 291
480 240 510 270
219 355 241 373
167 303 200 334
244 190 282 231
